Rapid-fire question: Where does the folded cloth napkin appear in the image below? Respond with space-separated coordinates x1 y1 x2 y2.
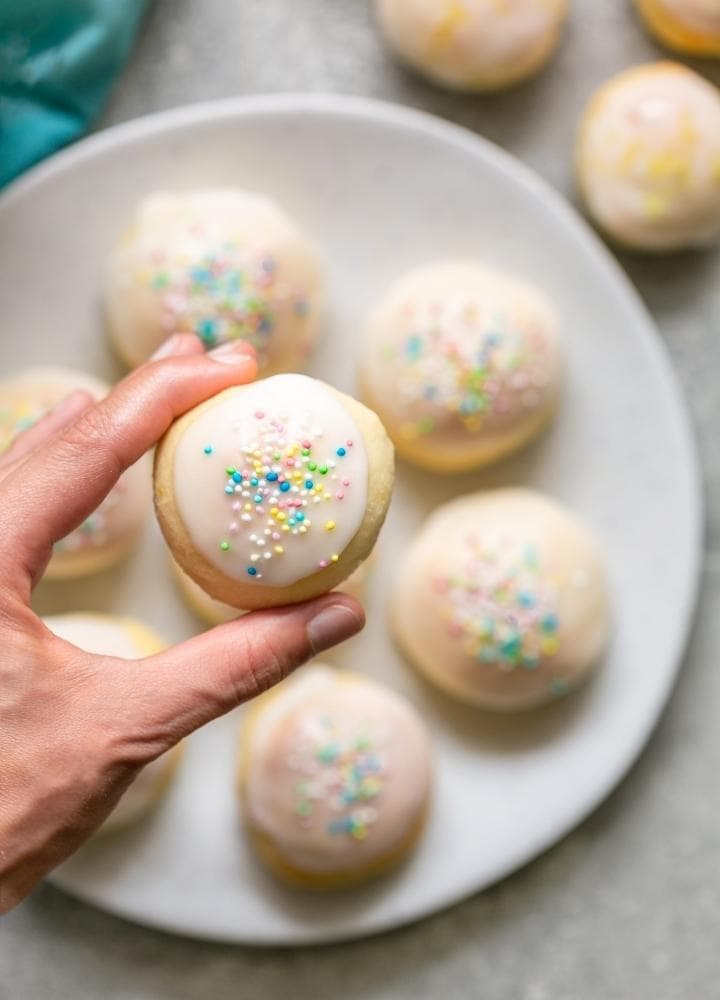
0 0 147 187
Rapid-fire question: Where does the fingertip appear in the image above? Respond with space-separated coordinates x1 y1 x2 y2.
305 593 365 654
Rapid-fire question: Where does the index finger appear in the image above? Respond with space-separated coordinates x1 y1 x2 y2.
1 337 257 584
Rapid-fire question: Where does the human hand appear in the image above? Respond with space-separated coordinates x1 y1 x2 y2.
0 334 364 912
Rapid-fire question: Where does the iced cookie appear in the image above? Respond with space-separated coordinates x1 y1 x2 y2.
0 367 151 579
104 188 323 371
43 614 182 833
391 489 610 710
576 62 720 251
359 261 562 473
239 664 432 887
173 551 376 627
374 0 568 91
635 0 720 56
154 374 394 610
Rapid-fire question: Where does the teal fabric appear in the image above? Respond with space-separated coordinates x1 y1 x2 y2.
0 0 147 187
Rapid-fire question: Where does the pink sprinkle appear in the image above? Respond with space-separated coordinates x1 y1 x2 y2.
342 478 350 487
231 501 241 512
272 532 280 541
319 559 328 568
229 522 239 534
254 410 265 419
256 507 265 515
285 459 294 467
336 491 344 500
346 439 353 447
302 439 311 449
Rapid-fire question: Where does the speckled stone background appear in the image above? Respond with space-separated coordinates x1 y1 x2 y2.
3 2 720 997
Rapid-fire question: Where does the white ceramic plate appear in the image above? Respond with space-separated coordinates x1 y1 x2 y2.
0 94 700 945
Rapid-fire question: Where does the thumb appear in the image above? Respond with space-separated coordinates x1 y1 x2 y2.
114 593 364 751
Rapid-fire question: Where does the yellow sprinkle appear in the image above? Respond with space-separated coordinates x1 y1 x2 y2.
274 545 284 554
324 520 336 531
276 512 286 521
431 2 469 48
330 553 339 563
244 503 252 512
281 524 290 533
270 507 279 516
541 636 560 656
644 192 669 220
315 484 323 493
323 492 332 501
299 525 308 534
646 151 690 184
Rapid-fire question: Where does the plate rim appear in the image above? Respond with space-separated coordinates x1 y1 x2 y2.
2 91 703 944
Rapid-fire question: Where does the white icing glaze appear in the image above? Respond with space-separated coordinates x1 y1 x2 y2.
43 614 177 832
172 375 369 588
244 665 431 875
104 188 323 372
392 489 610 710
578 63 720 250
0 368 150 574
375 0 567 91
361 261 561 468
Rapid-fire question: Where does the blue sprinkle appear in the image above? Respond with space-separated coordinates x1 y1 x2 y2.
266 471 278 482
254 494 263 503
280 481 290 492
405 334 422 361
305 479 314 489
224 485 234 494
247 566 258 577
336 447 346 457
203 444 214 455
541 613 559 633
296 512 305 522
232 471 242 483
251 477 259 487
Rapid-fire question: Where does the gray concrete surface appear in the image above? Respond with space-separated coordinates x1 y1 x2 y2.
3 1 720 996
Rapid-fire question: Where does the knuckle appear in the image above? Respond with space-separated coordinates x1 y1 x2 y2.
231 625 299 703
60 408 124 477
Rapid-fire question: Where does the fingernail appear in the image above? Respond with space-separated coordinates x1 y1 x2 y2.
150 334 183 361
208 340 257 365
306 603 364 654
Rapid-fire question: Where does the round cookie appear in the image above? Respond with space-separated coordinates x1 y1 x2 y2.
576 62 720 251
359 261 562 473
239 664 432 888
374 0 568 92
0 367 151 579
154 373 394 610
391 489 610 710
172 551 376 627
42 614 182 833
104 188 323 372
635 0 720 57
